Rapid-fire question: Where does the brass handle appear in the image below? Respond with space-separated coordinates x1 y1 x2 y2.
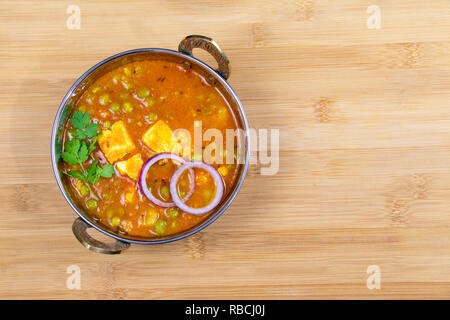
72 218 130 254
178 35 230 80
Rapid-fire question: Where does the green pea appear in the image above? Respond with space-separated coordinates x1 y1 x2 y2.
137 88 150 99
123 67 131 76
110 103 120 112
146 112 158 122
78 105 87 112
99 94 110 105
202 189 212 203
145 209 158 226
160 185 170 200
86 199 98 210
92 87 100 93
154 219 167 234
106 208 114 218
145 97 155 107
103 121 111 129
123 102 133 113
111 216 121 227
166 207 179 219
134 66 142 74
80 185 89 197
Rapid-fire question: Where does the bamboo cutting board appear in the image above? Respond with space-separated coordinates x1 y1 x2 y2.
1 0 450 299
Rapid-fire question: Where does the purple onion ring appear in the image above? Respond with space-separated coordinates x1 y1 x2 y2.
170 161 224 215
139 153 194 207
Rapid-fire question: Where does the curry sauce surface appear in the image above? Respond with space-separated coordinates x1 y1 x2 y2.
62 60 239 237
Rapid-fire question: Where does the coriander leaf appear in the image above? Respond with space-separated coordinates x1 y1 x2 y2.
98 164 114 178
88 143 96 155
87 160 100 184
65 170 86 182
72 129 87 139
83 112 91 126
86 122 99 138
78 141 89 163
62 139 81 164
64 139 80 154
70 111 90 129
88 143 95 154
61 151 78 165
88 134 101 155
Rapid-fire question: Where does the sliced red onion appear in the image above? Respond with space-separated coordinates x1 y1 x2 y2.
139 153 194 207
170 162 224 215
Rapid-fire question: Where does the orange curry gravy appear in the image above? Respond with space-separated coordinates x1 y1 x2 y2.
62 59 239 238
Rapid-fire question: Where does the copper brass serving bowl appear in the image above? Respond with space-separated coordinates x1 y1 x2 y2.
51 35 249 254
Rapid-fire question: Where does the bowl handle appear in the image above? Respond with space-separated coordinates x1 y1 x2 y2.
178 35 230 80
72 218 130 254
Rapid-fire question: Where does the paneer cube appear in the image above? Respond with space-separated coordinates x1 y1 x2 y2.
98 120 135 163
171 130 191 158
141 120 178 153
116 153 143 181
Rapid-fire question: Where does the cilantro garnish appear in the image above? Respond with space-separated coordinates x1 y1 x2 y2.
61 111 114 200
87 160 115 185
70 111 99 139
61 139 88 165
70 111 90 129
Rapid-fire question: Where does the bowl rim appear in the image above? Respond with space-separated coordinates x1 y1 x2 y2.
51 47 250 244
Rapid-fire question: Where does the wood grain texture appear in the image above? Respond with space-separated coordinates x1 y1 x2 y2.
1 0 450 299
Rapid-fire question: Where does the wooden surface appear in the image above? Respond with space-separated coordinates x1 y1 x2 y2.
1 0 450 299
